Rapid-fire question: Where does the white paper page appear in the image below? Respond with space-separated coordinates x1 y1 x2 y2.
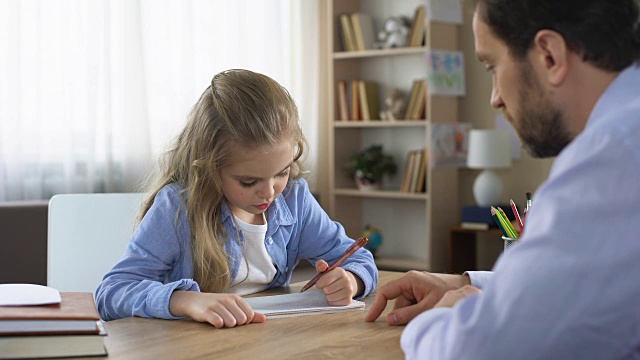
0 284 61 306
245 291 365 316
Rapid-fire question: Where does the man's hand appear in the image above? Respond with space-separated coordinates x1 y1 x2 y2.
364 271 470 326
434 285 481 308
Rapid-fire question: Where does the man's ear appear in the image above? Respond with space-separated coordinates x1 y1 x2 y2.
531 29 569 86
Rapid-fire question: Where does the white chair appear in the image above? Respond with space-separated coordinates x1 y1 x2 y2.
47 193 144 294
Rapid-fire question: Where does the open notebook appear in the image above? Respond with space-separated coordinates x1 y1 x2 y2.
244 291 365 319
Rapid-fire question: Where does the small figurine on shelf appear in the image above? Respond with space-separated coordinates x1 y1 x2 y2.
379 87 407 121
374 17 411 49
362 225 383 258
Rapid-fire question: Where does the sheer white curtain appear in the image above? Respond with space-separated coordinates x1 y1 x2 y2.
0 0 320 201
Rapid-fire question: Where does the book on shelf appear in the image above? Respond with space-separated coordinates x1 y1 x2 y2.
350 12 375 51
338 13 357 52
358 81 380 121
415 148 428 193
350 80 361 121
404 79 427 120
408 5 426 47
400 151 413 193
411 80 427 120
408 149 423 193
404 80 420 120
401 149 427 193
244 291 364 319
419 79 428 118
336 14 348 51
336 80 349 121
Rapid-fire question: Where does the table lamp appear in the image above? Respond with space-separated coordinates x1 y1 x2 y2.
466 129 511 207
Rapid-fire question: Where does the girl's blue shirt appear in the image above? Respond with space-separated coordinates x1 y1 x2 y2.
95 178 378 321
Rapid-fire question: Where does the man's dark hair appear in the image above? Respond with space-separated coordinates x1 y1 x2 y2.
474 0 640 71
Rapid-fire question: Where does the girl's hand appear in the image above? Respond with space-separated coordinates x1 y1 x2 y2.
169 291 266 328
313 260 364 306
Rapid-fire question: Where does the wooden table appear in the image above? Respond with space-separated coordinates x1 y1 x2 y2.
97 271 405 359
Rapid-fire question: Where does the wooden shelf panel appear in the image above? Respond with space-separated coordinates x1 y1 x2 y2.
334 46 427 60
333 120 427 128
334 188 428 200
375 257 428 272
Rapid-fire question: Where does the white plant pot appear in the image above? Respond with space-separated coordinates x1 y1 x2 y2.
355 177 381 191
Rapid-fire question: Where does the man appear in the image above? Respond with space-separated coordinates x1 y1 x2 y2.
365 0 640 358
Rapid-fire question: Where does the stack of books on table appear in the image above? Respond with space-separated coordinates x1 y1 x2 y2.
0 284 107 359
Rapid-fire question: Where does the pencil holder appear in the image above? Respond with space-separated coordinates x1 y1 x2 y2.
501 235 519 250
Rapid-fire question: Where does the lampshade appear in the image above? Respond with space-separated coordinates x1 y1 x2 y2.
466 129 511 207
467 129 511 169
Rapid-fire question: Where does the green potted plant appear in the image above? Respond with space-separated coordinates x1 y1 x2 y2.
344 145 397 191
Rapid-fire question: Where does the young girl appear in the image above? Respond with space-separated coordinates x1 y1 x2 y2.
95 69 378 328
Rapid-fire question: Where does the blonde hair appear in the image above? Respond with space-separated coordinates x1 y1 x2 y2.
140 69 306 293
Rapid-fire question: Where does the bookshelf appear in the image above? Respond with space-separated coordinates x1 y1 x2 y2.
324 0 461 272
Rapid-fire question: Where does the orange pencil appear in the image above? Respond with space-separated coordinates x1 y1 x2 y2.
300 237 369 293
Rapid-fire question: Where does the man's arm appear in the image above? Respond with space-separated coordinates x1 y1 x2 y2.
401 133 640 359
463 271 493 289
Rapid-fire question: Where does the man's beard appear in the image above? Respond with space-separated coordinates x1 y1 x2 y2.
510 62 573 158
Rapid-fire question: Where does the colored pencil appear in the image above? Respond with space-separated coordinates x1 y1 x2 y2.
491 206 511 238
497 207 519 238
510 199 524 233
300 237 369 292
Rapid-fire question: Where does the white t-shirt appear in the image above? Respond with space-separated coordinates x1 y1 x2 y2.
229 214 277 295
